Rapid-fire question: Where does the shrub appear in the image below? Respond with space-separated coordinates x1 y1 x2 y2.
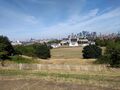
0 36 15 66
97 42 120 67
82 45 102 59
95 38 106 46
34 44 51 59
95 38 117 47
47 40 61 44
97 54 111 64
14 45 35 57
0 36 15 56
106 43 120 67
14 44 51 59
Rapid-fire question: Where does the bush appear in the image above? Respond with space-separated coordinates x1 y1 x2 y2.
82 45 102 59
95 38 113 47
14 45 35 56
97 42 120 67
14 44 51 59
97 54 111 64
34 44 51 59
0 36 15 56
0 36 15 66
106 43 120 67
95 38 106 46
47 40 61 44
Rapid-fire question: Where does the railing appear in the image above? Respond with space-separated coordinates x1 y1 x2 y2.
0 64 111 72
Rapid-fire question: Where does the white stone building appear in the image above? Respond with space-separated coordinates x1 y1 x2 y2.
61 34 95 47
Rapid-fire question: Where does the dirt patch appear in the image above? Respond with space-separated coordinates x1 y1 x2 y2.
0 79 114 90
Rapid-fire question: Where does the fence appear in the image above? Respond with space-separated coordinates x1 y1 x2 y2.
0 64 112 72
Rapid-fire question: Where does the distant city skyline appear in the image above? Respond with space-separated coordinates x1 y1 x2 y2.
0 0 120 40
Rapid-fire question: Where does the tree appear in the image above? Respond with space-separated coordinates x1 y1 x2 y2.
34 44 51 59
0 51 8 66
105 42 120 67
95 38 106 46
14 45 35 56
14 43 51 59
0 36 14 66
0 36 14 55
97 42 120 67
47 39 61 44
115 37 120 44
82 45 102 59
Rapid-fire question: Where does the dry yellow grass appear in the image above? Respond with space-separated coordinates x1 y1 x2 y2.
20 47 95 65
51 47 83 59
38 47 95 65
0 69 120 90
0 47 120 90
2 47 105 65
38 58 96 65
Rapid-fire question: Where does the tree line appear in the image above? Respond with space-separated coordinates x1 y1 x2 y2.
0 35 120 67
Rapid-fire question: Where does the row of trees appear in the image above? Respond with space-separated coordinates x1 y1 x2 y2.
95 37 120 47
0 35 120 67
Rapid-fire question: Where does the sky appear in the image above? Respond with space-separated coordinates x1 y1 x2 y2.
0 0 120 40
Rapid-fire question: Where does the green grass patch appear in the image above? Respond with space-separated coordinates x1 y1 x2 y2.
0 69 119 82
10 55 35 64
33 71 120 82
0 69 120 82
0 69 28 76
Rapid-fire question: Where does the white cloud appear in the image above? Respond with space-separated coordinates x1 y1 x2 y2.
1 0 120 40
0 7 39 25
39 7 120 38
24 16 39 24
89 9 99 17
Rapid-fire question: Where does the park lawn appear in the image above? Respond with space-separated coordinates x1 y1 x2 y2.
1 47 104 65
40 47 95 65
37 58 96 65
51 47 83 59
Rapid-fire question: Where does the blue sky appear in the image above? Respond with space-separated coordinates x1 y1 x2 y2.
0 0 120 40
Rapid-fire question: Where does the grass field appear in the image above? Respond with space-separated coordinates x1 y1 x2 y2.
51 47 83 59
0 47 120 90
39 47 95 65
2 47 96 65
1 47 106 65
